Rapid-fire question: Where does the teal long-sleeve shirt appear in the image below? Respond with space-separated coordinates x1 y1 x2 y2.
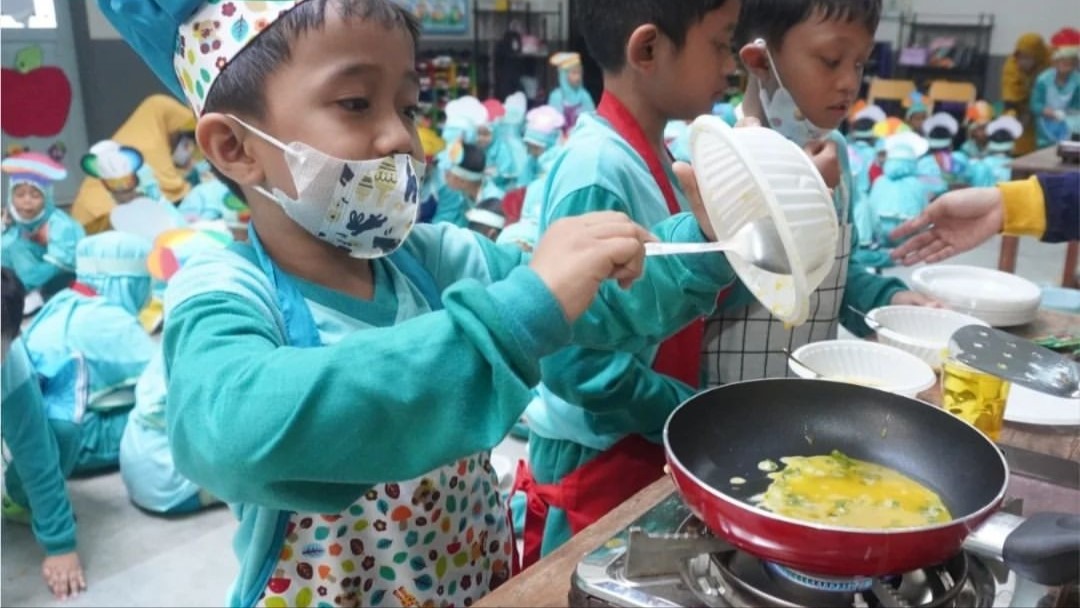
163 218 733 515
533 113 738 443
1 338 77 555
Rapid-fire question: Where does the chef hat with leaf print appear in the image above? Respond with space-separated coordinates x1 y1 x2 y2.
98 0 307 115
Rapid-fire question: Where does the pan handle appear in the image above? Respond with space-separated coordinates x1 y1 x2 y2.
1002 513 1080 586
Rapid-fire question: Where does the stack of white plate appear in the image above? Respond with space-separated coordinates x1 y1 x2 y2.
911 265 1042 327
689 116 838 325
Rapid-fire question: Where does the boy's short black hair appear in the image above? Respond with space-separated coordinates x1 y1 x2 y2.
576 0 731 73
2 268 26 341
202 0 421 198
733 0 881 50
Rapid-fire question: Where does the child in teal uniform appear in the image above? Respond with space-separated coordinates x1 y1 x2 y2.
1 153 85 305
868 135 933 254
704 0 939 389
547 52 596 133
846 103 885 196
1031 28 1080 148
966 116 1024 188
100 1 740 605
82 140 188 238
961 100 995 160
120 232 228 515
485 93 530 192
922 111 966 191
519 0 743 564
1 268 87 601
21 231 155 475
178 178 250 225
495 105 566 252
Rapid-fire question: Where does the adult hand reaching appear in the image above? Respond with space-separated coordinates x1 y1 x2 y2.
889 187 1005 266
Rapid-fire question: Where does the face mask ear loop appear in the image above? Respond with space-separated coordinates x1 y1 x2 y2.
755 39 787 96
226 114 292 155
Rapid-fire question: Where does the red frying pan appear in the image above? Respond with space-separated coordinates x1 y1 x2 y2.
664 379 1079 584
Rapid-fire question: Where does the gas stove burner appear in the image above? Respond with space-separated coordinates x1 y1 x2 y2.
570 493 1018 608
765 563 876 594
696 549 972 608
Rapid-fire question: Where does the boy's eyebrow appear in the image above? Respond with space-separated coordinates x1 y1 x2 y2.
326 62 421 87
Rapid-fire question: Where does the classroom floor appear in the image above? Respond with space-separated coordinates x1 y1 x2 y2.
1 235 1073 607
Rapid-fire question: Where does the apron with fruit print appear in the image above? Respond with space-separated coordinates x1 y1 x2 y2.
241 226 513 608
702 179 853 385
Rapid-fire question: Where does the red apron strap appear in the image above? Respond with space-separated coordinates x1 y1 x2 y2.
597 92 703 387
509 436 666 570
596 93 681 215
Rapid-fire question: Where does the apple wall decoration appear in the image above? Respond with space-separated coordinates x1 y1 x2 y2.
1 45 73 139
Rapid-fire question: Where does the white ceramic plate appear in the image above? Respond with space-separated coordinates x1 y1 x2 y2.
1004 384 1080 426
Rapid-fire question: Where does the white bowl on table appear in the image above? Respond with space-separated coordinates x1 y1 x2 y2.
867 306 990 370
911 265 1041 327
788 340 937 398
689 116 838 325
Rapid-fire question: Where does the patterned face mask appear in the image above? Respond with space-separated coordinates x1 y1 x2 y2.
231 115 425 259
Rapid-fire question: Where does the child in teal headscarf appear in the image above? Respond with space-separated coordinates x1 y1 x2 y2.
1 153 86 305
1 268 86 601
21 231 155 477
869 134 933 254
548 52 596 133
485 93 531 192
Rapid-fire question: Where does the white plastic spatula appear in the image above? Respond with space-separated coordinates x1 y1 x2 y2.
949 325 1080 399
644 216 792 275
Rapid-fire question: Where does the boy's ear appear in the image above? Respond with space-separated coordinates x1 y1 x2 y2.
739 42 770 81
195 113 265 187
625 24 661 72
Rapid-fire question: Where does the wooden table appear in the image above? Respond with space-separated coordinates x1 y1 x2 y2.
478 309 1080 607
998 146 1079 289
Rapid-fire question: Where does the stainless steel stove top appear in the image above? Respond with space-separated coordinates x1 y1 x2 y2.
569 493 1061 608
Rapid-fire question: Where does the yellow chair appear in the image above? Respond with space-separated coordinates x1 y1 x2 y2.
867 78 917 107
927 80 977 111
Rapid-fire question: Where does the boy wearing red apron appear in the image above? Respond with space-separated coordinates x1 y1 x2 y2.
513 0 744 567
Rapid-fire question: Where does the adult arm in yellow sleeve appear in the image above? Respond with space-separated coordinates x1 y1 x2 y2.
888 173 1079 265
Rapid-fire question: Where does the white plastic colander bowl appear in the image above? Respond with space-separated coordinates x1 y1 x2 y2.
866 305 990 369
689 116 838 325
788 340 937 398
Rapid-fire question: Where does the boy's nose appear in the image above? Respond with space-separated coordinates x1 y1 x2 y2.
374 114 417 158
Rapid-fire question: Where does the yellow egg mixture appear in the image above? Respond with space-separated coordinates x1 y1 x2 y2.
753 451 951 529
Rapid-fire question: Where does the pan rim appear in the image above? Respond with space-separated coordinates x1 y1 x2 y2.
663 378 1011 536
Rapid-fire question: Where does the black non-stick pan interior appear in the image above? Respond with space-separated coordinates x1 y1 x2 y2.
665 379 1008 521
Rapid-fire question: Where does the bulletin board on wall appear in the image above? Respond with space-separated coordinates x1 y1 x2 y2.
402 0 472 38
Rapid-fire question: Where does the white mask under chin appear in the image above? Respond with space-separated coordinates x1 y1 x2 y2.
232 115 426 259
756 40 833 147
